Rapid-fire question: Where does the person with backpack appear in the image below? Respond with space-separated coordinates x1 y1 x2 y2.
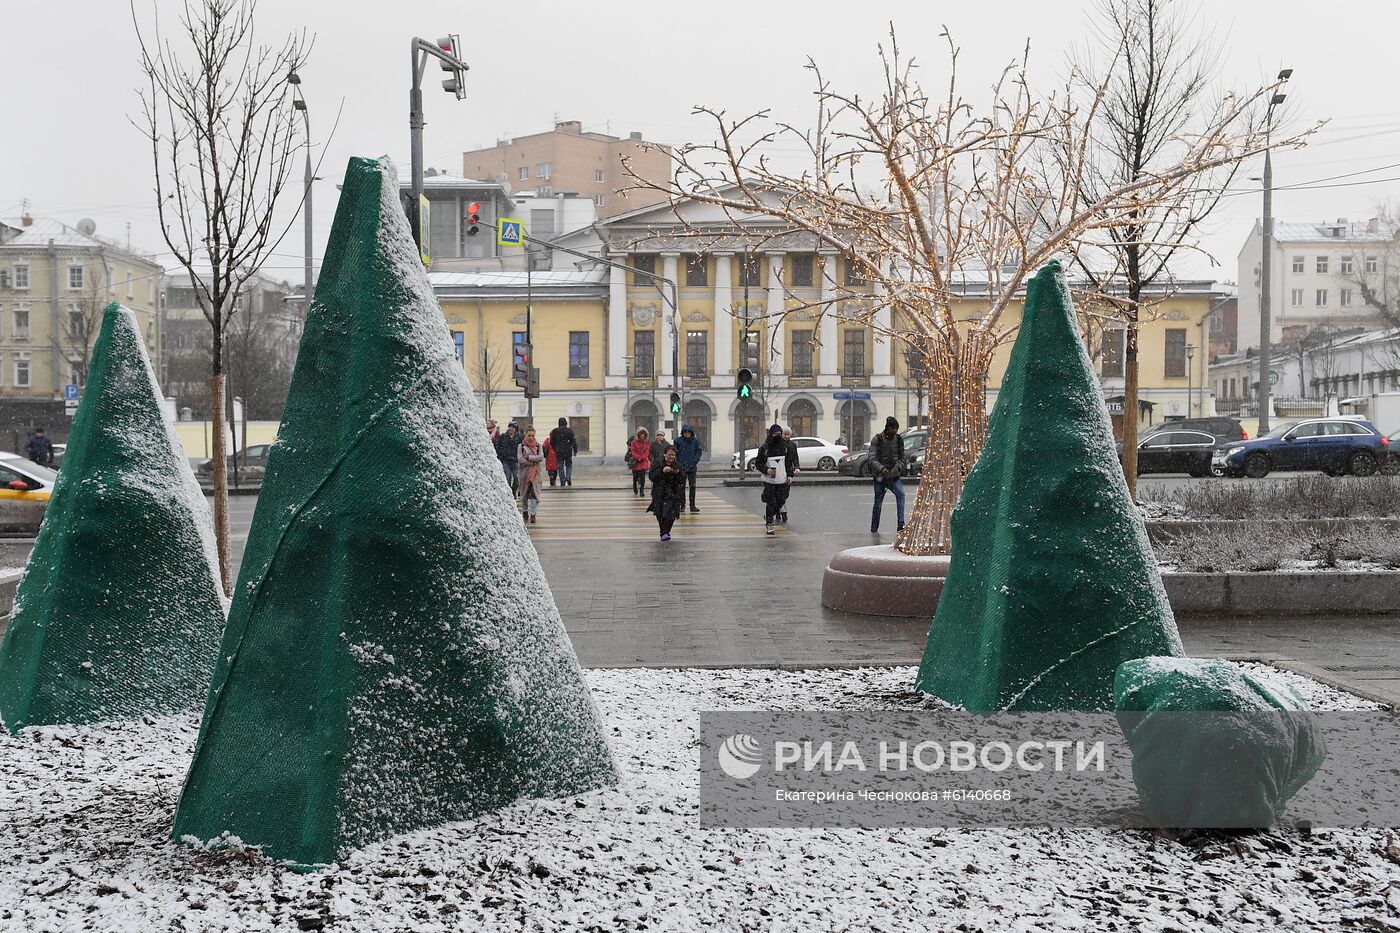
548 417 578 487
869 416 906 534
672 424 704 513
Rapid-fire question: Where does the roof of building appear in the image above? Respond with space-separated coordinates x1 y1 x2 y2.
0 217 161 263
396 171 504 191
1272 219 1399 243
428 268 607 300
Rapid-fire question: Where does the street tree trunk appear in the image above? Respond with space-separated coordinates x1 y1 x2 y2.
1121 322 1140 500
209 323 231 595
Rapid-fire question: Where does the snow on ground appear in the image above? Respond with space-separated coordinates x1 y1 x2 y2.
1 666 1396 932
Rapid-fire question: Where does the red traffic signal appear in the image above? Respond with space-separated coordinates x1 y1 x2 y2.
467 202 481 237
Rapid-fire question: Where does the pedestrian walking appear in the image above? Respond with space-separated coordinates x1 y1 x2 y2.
757 423 799 535
869 416 906 533
24 428 53 467
486 419 500 447
673 423 704 513
543 434 559 486
517 426 545 523
779 427 801 524
647 445 686 541
549 417 578 487
627 427 652 497
495 421 521 494
648 429 669 494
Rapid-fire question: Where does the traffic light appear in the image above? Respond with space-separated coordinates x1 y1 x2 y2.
513 342 531 388
736 368 753 400
467 201 481 237
437 35 467 99
525 366 540 399
669 392 682 415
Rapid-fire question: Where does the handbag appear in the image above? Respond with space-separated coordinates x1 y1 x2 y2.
625 450 636 466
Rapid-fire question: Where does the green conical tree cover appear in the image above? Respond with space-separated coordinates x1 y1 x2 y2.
914 262 1183 711
0 304 226 730
172 156 617 867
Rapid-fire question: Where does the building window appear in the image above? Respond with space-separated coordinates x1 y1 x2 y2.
632 330 655 377
518 166 529 180
632 253 656 286
684 253 707 287
593 194 605 207
1164 328 1186 378
125 271 133 297
13 306 29 340
536 162 552 178
12 264 28 290
68 265 84 290
1290 288 1304 307
537 185 552 196
791 329 814 377
512 331 527 376
790 254 814 288
1367 256 1379 274
738 253 762 288
14 353 30 389
1316 288 1328 307
1291 256 1304 274
844 257 867 287
568 331 589 379
685 330 708 378
1101 327 1125 378
1341 288 1353 307
595 169 606 183
1316 256 1329 275
452 331 464 366
1341 256 1354 275
67 305 84 337
842 329 867 376
569 417 591 452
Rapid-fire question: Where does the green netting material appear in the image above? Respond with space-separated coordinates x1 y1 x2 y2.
1115 657 1327 828
0 303 226 731
914 261 1183 711
171 155 617 867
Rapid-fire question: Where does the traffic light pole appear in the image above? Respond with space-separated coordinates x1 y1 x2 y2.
408 36 468 251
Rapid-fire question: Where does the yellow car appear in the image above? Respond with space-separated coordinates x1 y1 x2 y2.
0 453 56 536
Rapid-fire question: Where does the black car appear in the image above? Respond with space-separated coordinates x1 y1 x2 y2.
1118 429 1218 477
1142 416 1248 444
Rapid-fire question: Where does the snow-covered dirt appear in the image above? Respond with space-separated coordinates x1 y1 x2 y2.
2 666 1396 932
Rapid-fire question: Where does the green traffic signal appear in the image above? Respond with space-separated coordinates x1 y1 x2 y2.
737 384 752 399
671 402 682 414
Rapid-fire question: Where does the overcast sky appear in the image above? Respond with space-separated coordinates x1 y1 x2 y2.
4 0 1399 287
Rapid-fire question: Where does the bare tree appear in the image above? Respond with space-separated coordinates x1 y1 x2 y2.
626 26 1297 555
476 338 508 422
61 261 119 386
133 0 309 592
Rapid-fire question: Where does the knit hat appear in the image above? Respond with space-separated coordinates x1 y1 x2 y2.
769 423 784 436
885 416 900 431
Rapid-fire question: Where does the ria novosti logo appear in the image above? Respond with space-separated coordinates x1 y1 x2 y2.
717 733 764 779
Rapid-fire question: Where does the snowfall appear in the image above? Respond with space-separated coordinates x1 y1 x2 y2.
2 665 1397 932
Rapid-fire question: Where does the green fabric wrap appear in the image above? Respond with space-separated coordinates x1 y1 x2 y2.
0 303 226 730
1115 657 1326 828
914 262 1183 711
171 156 617 867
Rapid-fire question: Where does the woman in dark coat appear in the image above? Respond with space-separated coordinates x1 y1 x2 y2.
647 446 686 541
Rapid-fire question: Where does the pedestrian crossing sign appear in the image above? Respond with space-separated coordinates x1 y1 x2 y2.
498 218 523 247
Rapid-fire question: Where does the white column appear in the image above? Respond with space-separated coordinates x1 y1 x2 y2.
872 277 894 386
818 252 839 387
661 252 678 380
766 251 786 378
713 252 734 387
607 263 627 387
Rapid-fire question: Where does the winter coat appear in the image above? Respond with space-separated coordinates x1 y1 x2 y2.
647 459 686 521
673 426 704 472
757 437 799 480
517 440 545 500
649 438 670 466
548 425 578 461
628 437 652 473
25 435 53 466
543 437 559 471
495 431 520 468
869 431 905 481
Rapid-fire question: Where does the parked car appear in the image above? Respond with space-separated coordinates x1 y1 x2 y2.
732 436 848 472
194 443 273 481
836 429 928 477
1214 417 1389 478
1386 429 1400 475
0 452 57 534
51 443 67 469
1117 430 1218 477
1142 417 1248 444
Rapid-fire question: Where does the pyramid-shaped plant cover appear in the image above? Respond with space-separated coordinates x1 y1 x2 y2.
172 156 617 867
0 303 226 730
914 262 1183 711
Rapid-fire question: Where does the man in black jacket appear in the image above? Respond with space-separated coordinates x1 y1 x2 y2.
548 418 578 486
869 416 906 534
758 423 799 536
25 428 54 467
495 422 521 493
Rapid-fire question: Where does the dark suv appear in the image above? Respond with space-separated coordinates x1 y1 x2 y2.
1215 418 1389 478
1143 417 1247 444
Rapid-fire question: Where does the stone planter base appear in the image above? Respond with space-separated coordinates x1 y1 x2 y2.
821 545 950 618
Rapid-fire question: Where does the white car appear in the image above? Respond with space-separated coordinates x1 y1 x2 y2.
731 437 849 472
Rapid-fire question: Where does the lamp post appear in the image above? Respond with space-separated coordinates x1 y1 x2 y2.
1257 68 1292 434
408 36 469 251
288 72 314 314
622 355 633 442
1185 344 1197 417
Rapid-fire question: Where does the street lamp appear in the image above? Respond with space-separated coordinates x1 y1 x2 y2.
1257 67 1292 434
622 355 633 441
408 36 469 251
288 72 314 315
1185 344 1197 417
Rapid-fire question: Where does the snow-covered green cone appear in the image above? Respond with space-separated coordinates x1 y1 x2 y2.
172 155 617 867
0 303 226 731
915 262 1183 711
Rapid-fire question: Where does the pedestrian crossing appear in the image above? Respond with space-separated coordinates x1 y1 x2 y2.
521 487 787 541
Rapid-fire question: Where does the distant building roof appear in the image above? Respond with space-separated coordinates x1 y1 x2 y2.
0 217 160 263
429 268 606 300
1272 219 1398 243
